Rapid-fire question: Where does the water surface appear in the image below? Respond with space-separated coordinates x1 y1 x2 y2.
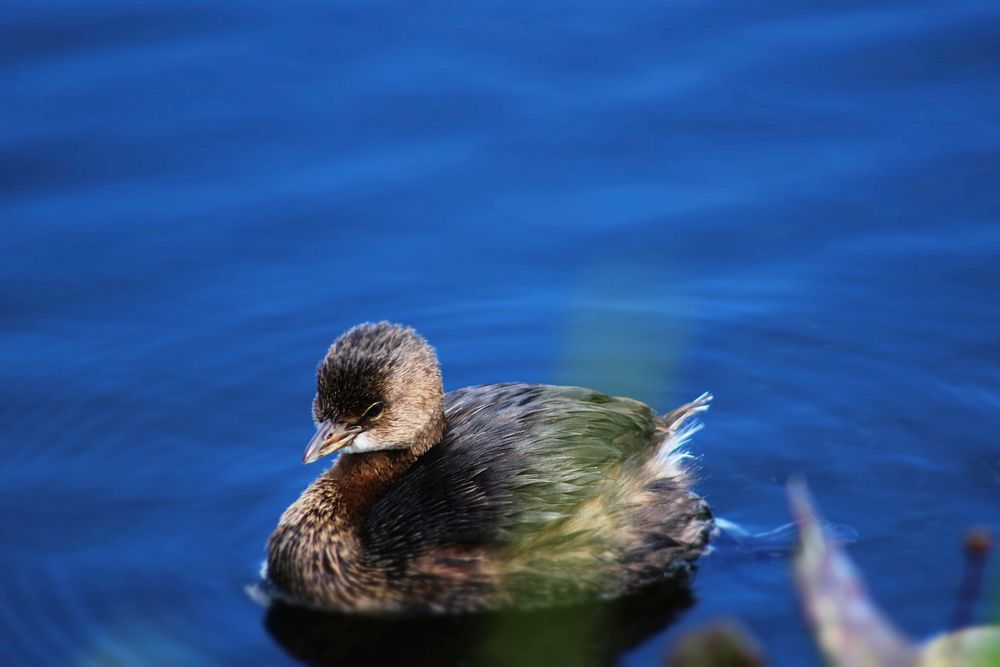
2 1 999 665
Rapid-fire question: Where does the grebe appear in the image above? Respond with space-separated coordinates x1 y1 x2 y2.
267 322 712 613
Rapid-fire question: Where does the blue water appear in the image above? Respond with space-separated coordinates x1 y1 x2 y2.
3 1 999 664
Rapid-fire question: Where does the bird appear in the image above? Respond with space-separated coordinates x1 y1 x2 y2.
266 321 713 613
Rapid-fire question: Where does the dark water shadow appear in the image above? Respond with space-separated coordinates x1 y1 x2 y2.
264 579 694 666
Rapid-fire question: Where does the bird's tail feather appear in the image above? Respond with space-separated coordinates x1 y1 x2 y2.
649 392 712 474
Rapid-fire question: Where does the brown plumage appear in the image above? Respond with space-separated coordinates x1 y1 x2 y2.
267 322 713 613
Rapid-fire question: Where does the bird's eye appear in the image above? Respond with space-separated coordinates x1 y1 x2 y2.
362 401 385 421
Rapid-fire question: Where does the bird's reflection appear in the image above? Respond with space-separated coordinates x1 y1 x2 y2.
264 578 694 667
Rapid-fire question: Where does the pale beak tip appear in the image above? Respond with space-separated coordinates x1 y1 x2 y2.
301 421 356 465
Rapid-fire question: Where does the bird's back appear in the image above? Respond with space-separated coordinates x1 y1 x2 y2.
361 383 712 609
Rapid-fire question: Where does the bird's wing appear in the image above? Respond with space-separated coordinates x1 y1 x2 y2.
362 383 659 560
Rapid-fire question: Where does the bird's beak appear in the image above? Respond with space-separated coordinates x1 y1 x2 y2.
302 420 359 464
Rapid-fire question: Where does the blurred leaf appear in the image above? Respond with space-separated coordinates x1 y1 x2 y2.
788 480 917 667
918 626 1000 667
665 620 766 667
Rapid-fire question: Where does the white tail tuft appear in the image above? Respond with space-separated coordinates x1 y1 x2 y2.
649 392 712 477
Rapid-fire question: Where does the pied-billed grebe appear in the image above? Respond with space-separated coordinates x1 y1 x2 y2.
267 322 713 613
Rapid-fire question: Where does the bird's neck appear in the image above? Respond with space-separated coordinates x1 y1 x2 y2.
325 449 419 517
323 408 447 519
